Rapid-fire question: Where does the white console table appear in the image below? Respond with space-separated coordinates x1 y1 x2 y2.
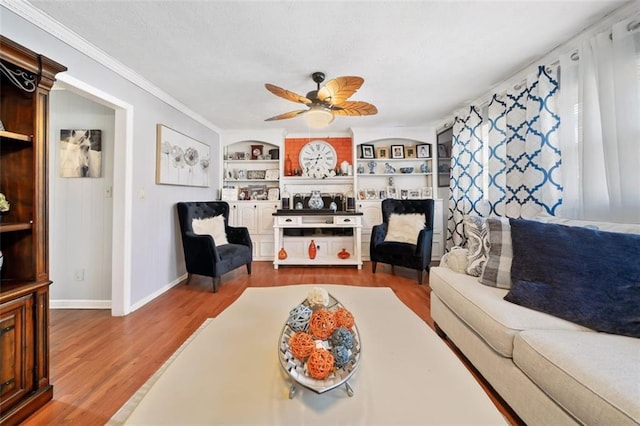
272 211 363 269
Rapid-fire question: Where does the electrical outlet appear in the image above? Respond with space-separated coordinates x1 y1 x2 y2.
74 269 85 281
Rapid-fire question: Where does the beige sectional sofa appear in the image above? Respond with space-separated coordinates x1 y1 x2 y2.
430 217 640 425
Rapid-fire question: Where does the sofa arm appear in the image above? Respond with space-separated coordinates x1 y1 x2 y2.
227 225 253 250
182 231 220 269
371 223 388 247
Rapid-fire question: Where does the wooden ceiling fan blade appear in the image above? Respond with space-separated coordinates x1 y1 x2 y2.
264 110 308 121
265 84 312 105
332 101 378 116
317 76 364 105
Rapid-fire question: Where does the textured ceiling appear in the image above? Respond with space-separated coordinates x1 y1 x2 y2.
29 0 628 133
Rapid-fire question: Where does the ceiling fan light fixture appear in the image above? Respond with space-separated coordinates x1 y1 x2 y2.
304 105 334 129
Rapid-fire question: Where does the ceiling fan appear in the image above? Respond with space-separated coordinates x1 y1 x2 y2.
264 72 377 128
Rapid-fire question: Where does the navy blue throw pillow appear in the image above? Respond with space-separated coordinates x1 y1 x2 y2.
504 219 640 338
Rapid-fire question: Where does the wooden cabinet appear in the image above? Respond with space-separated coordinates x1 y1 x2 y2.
0 35 66 424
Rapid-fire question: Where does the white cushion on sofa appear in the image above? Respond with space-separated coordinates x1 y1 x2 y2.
429 267 591 358
513 330 640 425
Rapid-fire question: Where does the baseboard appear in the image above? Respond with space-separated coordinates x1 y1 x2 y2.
51 273 188 312
51 299 111 309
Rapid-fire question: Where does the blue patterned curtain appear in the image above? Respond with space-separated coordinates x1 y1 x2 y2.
447 66 562 249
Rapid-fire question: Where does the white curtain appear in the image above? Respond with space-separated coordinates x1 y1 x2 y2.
558 17 640 223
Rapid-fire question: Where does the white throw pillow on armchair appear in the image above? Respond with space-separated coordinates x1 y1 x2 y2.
192 215 229 246
384 213 426 245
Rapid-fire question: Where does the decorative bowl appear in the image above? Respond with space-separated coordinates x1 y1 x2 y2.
278 291 361 398
399 167 414 174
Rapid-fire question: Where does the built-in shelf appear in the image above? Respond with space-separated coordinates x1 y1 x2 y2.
281 176 353 184
0 130 32 143
0 222 33 233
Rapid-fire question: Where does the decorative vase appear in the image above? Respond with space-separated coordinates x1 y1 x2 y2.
308 240 317 259
420 162 429 173
278 247 288 260
338 248 350 259
285 154 293 176
308 190 324 210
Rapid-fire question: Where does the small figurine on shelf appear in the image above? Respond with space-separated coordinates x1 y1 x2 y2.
420 162 430 173
367 160 377 174
357 164 365 174
384 162 396 174
0 193 9 222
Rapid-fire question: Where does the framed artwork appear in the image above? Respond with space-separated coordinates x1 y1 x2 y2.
156 124 210 187
391 145 405 159
421 187 433 198
378 189 387 200
233 152 246 160
366 189 377 200
376 146 389 159
408 189 421 199
248 184 267 200
360 144 375 159
417 144 432 158
400 189 409 200
60 129 103 178
386 186 398 199
358 189 366 200
405 145 416 158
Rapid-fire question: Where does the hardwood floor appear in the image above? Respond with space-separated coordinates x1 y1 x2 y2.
24 261 520 425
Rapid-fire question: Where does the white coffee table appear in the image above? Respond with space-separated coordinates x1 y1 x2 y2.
111 285 506 425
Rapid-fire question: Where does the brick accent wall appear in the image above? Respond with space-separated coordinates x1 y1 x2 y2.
284 137 353 171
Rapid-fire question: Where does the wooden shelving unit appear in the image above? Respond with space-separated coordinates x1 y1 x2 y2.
0 35 66 425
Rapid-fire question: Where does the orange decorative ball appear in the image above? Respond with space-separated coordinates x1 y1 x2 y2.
306 348 335 380
289 332 315 359
308 309 336 339
333 307 355 329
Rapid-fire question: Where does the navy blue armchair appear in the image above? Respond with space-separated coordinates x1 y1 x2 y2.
370 199 435 284
177 201 252 292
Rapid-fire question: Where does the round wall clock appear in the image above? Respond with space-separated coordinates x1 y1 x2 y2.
299 140 337 175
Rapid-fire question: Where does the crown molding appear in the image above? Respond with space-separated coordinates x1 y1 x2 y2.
2 0 221 133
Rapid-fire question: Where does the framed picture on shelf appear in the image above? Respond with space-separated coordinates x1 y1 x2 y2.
405 145 416 158
360 144 375 159
247 170 266 180
358 189 366 200
238 187 250 200
386 186 398 199
265 169 279 180
221 186 238 201
417 144 432 158
233 152 246 160
366 189 377 200
421 187 433 198
408 189 421 199
400 189 409 199
268 187 280 201
378 189 387 200
248 184 267 200
391 145 405 159
376 146 389 159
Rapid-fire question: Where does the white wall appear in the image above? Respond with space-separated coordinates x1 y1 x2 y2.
49 90 114 306
1 6 221 312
